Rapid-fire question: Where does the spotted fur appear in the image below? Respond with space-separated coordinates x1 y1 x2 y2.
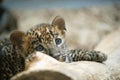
55 49 107 63
0 39 25 80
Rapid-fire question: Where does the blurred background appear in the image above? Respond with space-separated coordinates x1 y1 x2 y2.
0 0 120 49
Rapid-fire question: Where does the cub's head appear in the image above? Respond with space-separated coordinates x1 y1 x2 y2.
27 16 67 58
10 16 67 60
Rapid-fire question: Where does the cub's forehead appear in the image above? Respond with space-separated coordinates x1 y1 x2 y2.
27 24 51 36
27 23 56 44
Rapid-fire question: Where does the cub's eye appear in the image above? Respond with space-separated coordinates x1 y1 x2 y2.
55 38 62 45
36 45 44 51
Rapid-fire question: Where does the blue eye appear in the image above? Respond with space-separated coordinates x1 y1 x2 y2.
36 45 44 51
55 38 62 45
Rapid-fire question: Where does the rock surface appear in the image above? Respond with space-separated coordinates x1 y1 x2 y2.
95 28 120 68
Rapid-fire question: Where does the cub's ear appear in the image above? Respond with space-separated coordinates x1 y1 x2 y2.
10 31 30 58
10 31 28 48
52 16 66 31
10 31 29 51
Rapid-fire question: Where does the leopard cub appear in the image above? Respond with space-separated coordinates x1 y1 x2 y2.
26 16 107 63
